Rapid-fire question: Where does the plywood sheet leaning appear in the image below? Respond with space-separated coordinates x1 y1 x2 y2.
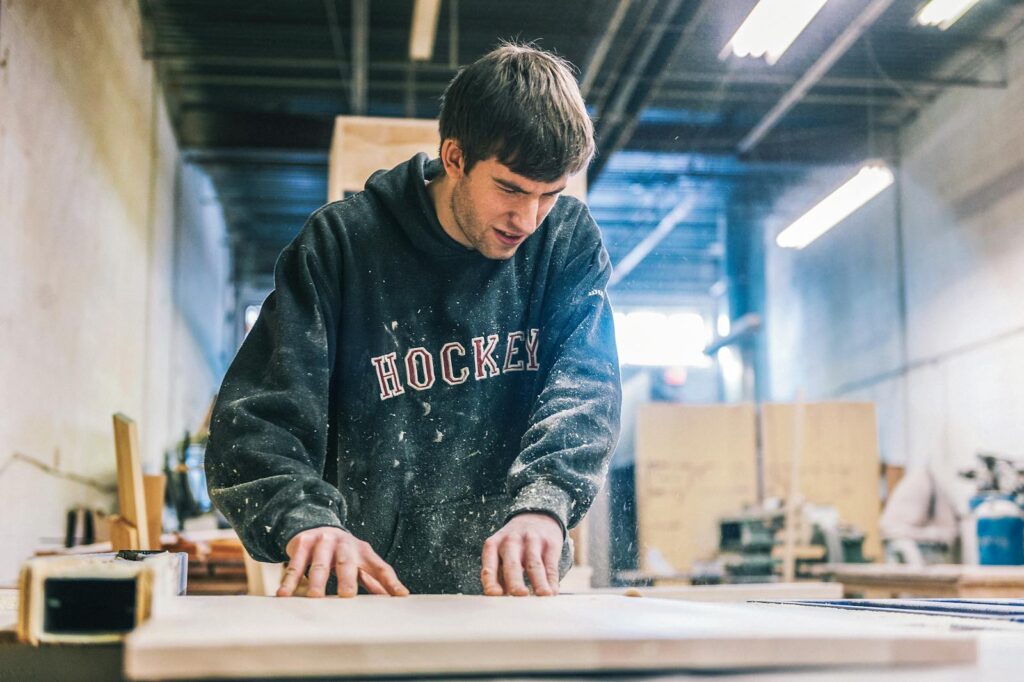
327 115 587 203
123 595 976 680
761 402 882 561
635 404 758 574
328 116 441 201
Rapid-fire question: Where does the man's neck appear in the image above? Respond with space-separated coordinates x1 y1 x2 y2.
426 174 469 248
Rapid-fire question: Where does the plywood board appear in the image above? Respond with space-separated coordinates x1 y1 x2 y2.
634 404 758 574
124 595 975 679
328 116 440 200
761 402 882 561
328 115 587 202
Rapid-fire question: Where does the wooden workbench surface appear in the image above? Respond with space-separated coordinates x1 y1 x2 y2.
123 594 975 680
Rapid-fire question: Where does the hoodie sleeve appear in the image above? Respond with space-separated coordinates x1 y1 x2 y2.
505 204 622 535
204 208 347 563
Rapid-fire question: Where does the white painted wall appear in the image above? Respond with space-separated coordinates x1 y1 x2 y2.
0 1 228 583
765 25 1024 487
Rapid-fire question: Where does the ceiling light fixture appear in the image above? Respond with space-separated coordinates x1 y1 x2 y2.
409 0 442 61
722 0 831 65
776 162 895 249
913 0 982 30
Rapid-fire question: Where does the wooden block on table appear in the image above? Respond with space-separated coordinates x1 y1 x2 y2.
124 594 976 680
634 403 758 575
17 553 184 645
109 515 140 553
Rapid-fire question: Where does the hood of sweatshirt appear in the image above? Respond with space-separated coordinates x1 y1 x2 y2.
363 152 485 260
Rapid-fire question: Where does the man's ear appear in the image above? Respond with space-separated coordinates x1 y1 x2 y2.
439 139 465 179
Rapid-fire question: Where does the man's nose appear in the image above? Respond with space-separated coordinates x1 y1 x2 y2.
509 198 541 234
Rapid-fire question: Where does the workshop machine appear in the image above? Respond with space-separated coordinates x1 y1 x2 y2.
707 501 867 583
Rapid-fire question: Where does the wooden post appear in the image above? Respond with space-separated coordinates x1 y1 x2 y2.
112 413 150 550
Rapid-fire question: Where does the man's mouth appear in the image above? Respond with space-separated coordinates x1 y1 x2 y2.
494 228 525 246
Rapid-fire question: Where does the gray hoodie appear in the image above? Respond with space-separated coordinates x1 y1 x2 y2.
205 154 621 594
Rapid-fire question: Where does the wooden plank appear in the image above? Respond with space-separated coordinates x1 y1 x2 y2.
112 414 149 550
761 402 882 561
588 581 845 602
634 404 758 574
819 563 1024 598
123 595 975 679
142 475 165 551
328 115 587 202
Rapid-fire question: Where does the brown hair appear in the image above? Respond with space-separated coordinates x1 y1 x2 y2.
438 42 595 182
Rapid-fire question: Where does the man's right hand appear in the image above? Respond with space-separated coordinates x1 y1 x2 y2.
278 527 410 598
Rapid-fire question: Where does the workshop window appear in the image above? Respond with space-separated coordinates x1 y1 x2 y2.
614 311 711 367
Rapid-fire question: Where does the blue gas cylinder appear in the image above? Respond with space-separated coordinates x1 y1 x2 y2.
974 494 1024 565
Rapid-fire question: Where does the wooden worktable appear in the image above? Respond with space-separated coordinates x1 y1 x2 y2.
814 563 1024 598
3 589 1020 681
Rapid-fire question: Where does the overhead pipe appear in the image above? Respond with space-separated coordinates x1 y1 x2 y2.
608 196 697 288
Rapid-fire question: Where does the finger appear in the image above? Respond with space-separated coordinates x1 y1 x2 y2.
363 549 410 596
480 536 503 596
278 538 312 597
305 537 337 598
524 535 553 596
358 568 388 596
501 539 529 597
543 539 561 596
336 547 360 598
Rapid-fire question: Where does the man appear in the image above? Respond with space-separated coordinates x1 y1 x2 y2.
205 43 621 598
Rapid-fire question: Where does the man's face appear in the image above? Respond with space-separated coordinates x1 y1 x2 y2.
449 157 568 260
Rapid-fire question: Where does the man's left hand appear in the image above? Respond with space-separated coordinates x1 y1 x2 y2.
480 512 562 596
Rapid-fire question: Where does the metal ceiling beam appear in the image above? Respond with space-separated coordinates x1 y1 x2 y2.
322 0 350 110
737 0 897 155
448 0 459 67
351 0 369 115
590 0 715 181
588 0 660 122
655 88 921 110
661 70 1008 91
171 74 449 91
608 196 698 288
597 0 687 135
579 0 631 98
145 54 458 73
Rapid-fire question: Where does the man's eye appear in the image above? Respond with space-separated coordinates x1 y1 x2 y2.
500 187 517 194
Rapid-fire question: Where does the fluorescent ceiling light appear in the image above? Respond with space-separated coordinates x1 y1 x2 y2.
776 162 894 249
409 0 442 61
913 0 982 30
723 0 831 65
